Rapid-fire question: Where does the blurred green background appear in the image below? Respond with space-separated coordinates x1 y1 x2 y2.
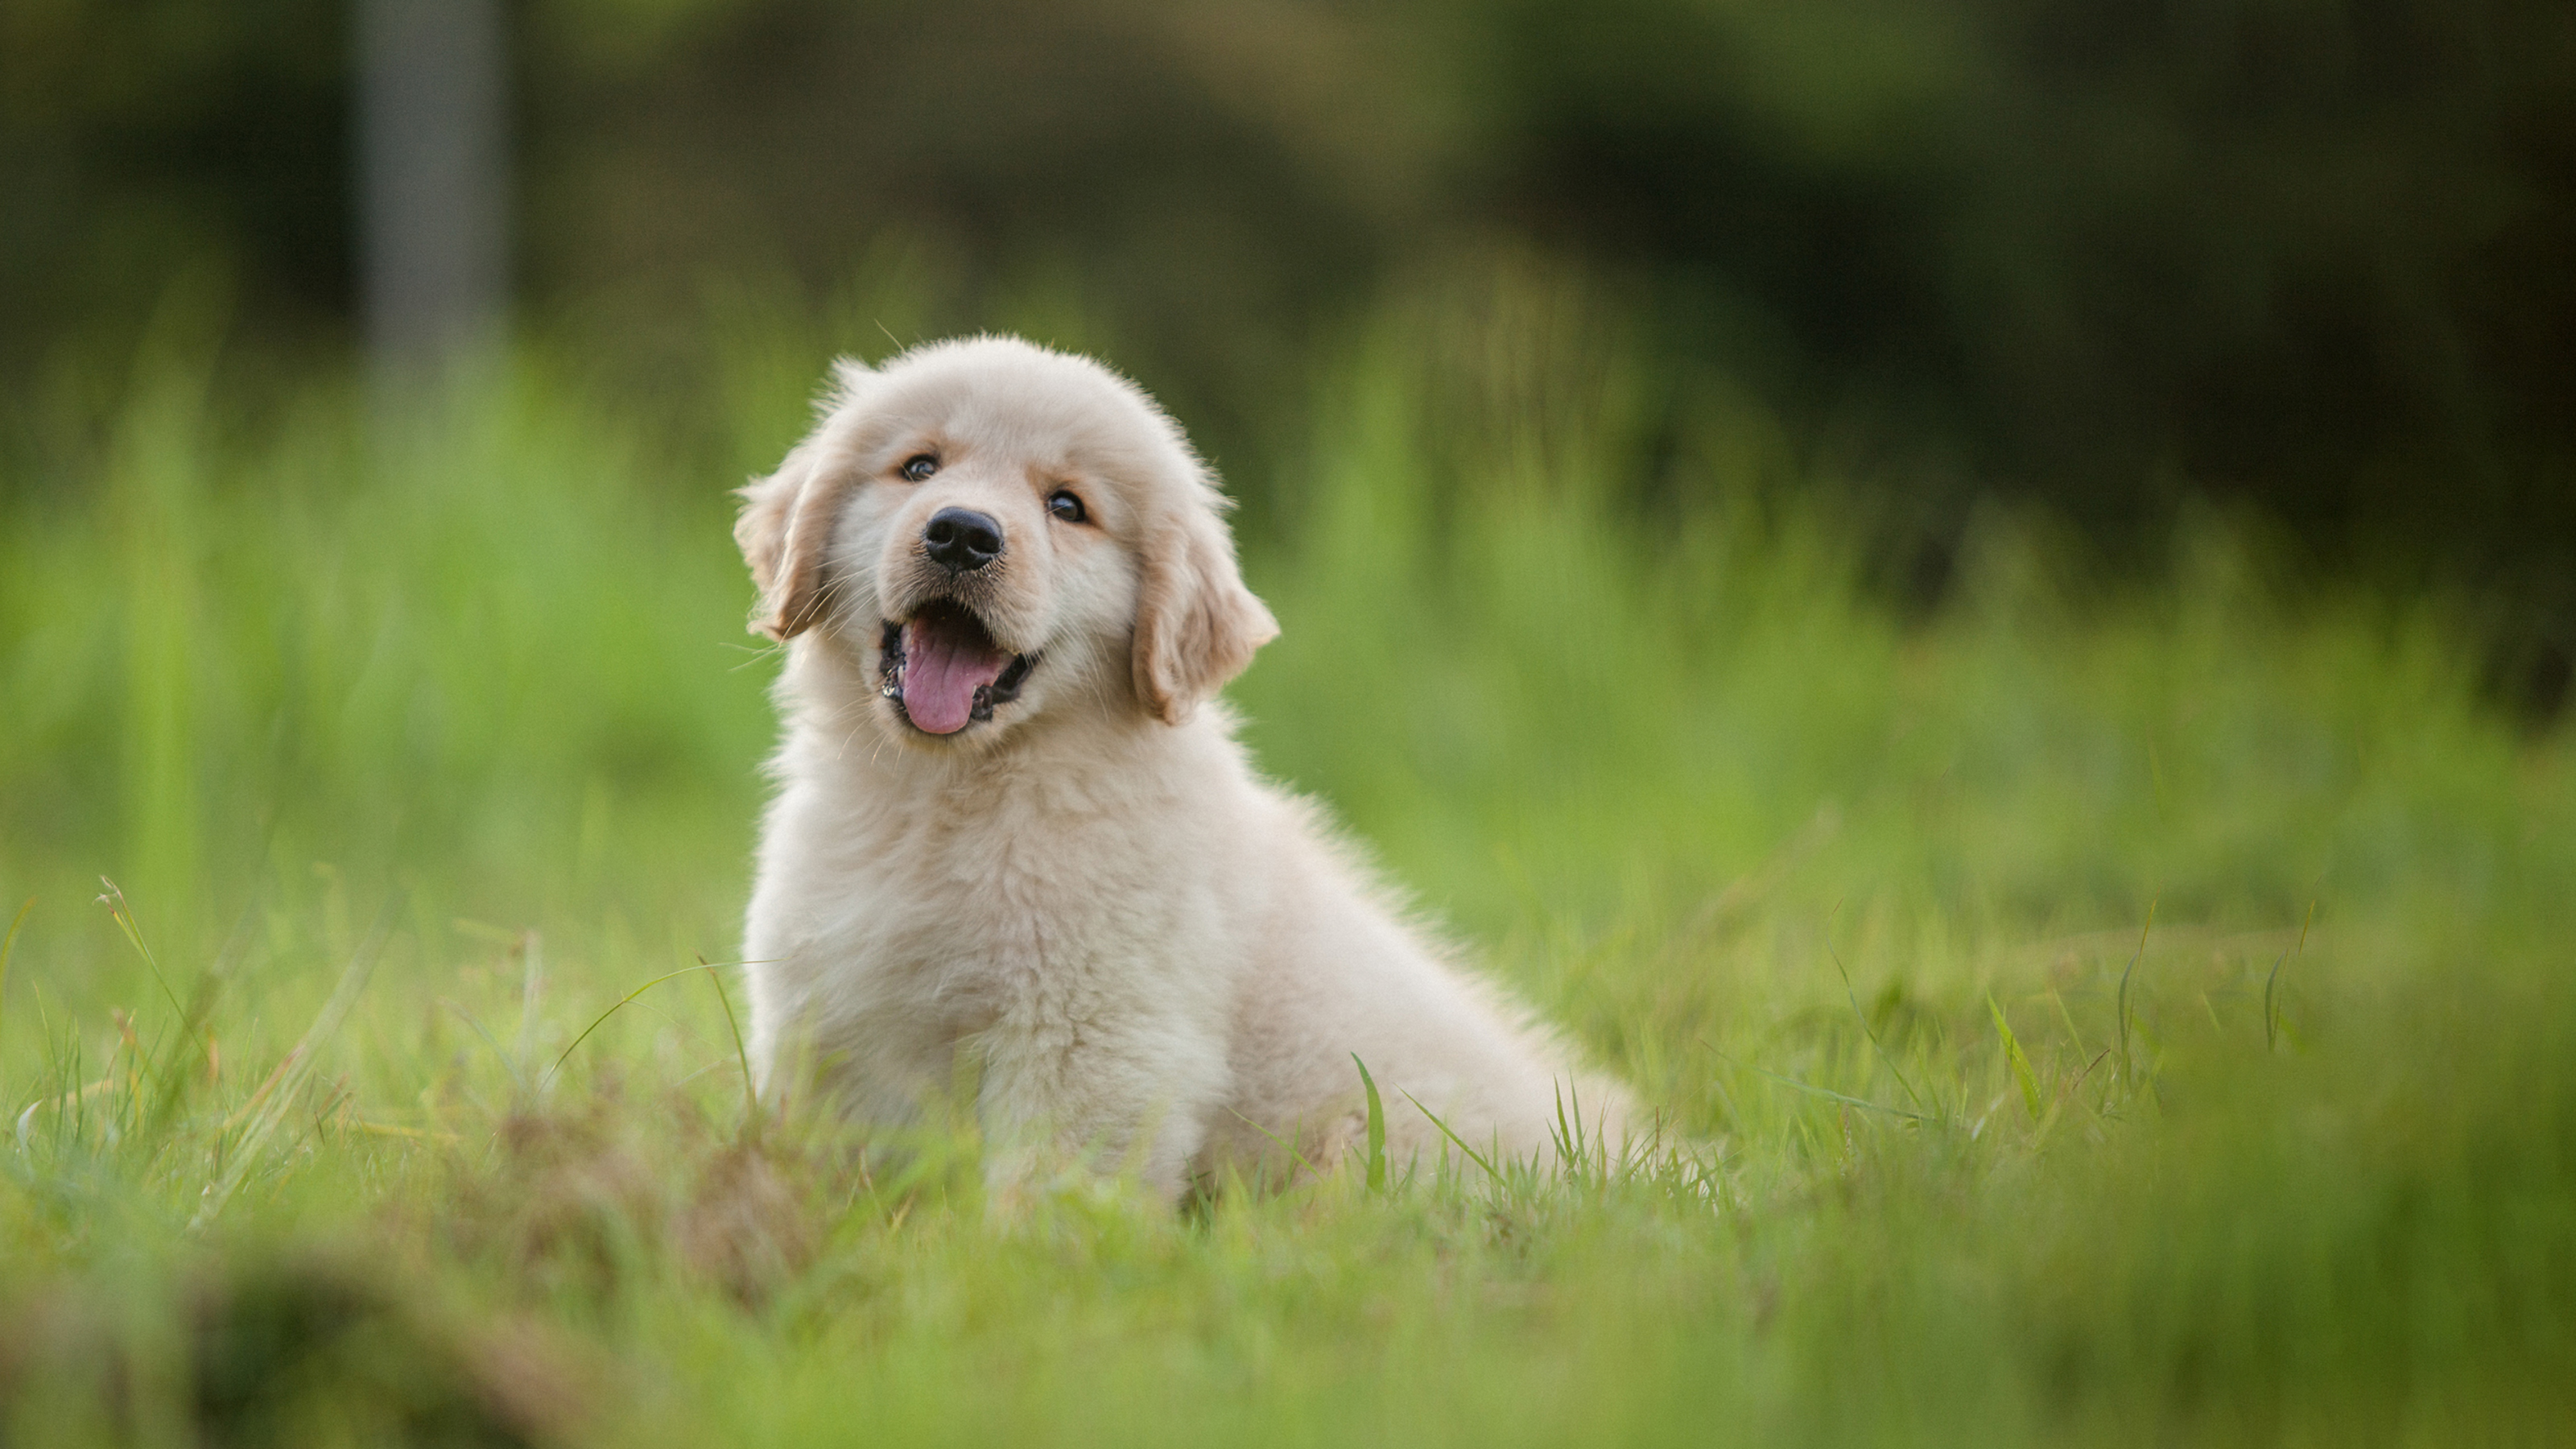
8 0 2574 707
3 6 2573 1445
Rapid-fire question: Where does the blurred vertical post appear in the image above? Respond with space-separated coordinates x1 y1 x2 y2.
355 0 510 402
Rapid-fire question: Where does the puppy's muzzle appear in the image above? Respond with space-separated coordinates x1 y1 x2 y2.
923 507 1004 574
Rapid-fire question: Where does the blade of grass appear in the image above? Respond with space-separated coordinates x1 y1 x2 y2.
0 897 31 1038
1989 995 2044 1124
1716 1052 1934 1122
1827 907 1927 1117
94 879 192 1048
192 889 402 1230
2116 897 2158 1084
1224 1105 1332 1187
2265 901 2317 1051
699 955 759 1125
1352 1054 1387 1193
1397 1088 1501 1182
146 877 267 1138
2048 984 2087 1059
542 962 738 1094
514 930 545 1092
442 1000 526 1100
1549 1079 1616 1185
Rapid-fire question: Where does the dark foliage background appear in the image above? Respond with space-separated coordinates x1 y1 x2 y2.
6 0 2570 708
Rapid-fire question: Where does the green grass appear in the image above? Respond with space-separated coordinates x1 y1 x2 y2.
2 296 2570 1446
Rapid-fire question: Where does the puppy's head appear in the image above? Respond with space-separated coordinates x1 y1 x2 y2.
735 336 1277 747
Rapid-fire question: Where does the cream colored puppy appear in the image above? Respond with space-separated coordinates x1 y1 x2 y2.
734 336 1630 1200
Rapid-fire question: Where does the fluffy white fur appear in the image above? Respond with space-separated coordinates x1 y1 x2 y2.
735 336 1631 1199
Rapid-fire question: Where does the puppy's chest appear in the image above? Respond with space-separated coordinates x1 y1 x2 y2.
806 789 1217 1013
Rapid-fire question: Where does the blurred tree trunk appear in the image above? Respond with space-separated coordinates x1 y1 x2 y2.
355 0 509 386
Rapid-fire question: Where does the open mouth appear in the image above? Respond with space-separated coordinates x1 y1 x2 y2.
878 601 1034 736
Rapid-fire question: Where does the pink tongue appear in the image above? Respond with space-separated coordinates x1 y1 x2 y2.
902 615 1011 734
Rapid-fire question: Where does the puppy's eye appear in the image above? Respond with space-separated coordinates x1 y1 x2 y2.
1046 489 1089 524
899 454 939 482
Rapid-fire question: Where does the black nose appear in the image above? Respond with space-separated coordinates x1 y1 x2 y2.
922 507 1004 572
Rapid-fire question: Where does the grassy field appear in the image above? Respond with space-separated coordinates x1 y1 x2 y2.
2 294 2570 1446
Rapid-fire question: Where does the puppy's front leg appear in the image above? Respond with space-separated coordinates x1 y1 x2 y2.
972 1014 1222 1206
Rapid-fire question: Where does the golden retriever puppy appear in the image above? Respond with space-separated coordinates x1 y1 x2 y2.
734 336 1630 1200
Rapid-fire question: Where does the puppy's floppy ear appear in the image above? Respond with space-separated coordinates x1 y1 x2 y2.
734 443 843 640
1132 499 1279 724
734 362 873 640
